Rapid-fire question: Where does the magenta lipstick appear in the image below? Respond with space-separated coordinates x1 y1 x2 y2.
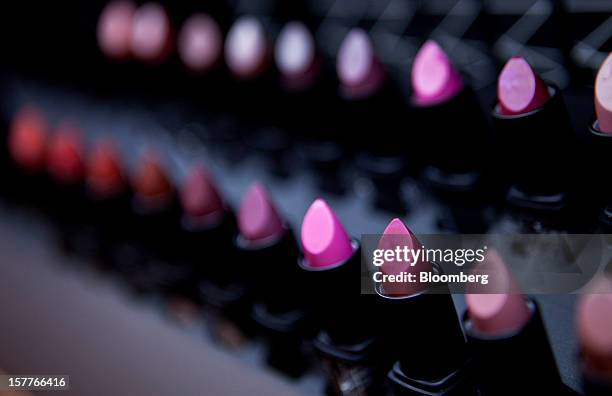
411 40 490 194
576 275 612 395
492 56 575 222
299 199 388 395
235 183 309 378
375 218 474 396
463 249 564 395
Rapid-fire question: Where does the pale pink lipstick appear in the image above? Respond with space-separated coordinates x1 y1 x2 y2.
336 28 385 99
497 56 550 116
130 3 173 63
275 21 318 90
225 16 270 80
237 182 285 243
300 198 354 268
411 40 464 106
576 276 612 390
595 52 612 133
178 14 222 73
463 249 563 394
97 0 136 60
378 218 432 296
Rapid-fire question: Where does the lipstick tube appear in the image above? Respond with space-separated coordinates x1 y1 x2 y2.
463 298 564 395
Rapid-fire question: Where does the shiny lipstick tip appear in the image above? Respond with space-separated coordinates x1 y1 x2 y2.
411 40 464 106
225 16 268 79
595 52 612 133
48 122 85 185
466 249 531 336
87 139 126 198
8 105 49 173
337 28 375 87
576 276 612 377
97 0 136 60
275 21 315 79
181 163 225 221
301 198 354 269
497 56 550 116
238 182 285 242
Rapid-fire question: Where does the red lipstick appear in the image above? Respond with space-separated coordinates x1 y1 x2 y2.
375 218 473 396
86 139 126 200
492 56 575 218
576 275 612 395
47 122 85 186
463 249 564 395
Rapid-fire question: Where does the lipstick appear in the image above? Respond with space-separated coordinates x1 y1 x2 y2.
5 105 50 206
375 218 474 396
97 0 136 61
492 56 576 222
463 249 564 395
411 40 490 194
130 3 173 64
235 183 309 378
122 150 182 294
298 199 386 394
84 138 133 266
46 121 88 254
177 13 222 74
274 21 345 194
337 28 407 212
587 53 612 231
576 275 612 395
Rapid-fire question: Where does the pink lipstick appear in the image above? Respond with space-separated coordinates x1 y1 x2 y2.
97 0 136 61
492 56 574 217
130 3 173 64
375 218 473 396
410 40 489 201
177 14 222 74
594 53 612 133
234 183 307 377
225 16 270 81
576 276 612 395
275 21 318 91
180 163 226 229
463 249 563 395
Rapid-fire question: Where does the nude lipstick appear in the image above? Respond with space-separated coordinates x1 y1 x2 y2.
177 14 222 74
236 183 309 378
376 218 474 396
130 2 173 64
463 249 564 395
492 56 576 221
411 40 490 193
299 199 385 395
337 28 407 213
97 0 136 61
576 275 612 395
587 53 612 230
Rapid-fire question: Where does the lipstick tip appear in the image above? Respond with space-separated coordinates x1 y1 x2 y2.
238 182 284 243
181 163 225 223
178 13 222 73
595 52 612 133
301 198 354 268
411 40 463 105
337 28 375 88
466 249 531 336
275 21 315 79
8 105 49 173
130 2 172 63
48 122 85 185
577 276 612 376
497 56 550 115
225 16 268 79
132 151 173 208
87 139 126 198
97 0 136 60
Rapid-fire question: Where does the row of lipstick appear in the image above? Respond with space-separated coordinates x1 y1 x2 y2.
4 105 612 395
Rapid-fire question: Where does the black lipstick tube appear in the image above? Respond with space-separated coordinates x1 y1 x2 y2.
463 297 566 395
375 264 475 396
236 228 311 378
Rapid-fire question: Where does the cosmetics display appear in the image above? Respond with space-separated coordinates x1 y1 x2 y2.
0 1 611 395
